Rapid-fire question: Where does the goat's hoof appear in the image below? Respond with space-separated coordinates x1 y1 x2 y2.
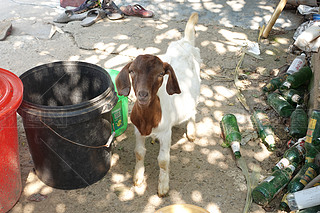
133 178 144 187
186 134 196 142
158 184 169 197
157 190 169 197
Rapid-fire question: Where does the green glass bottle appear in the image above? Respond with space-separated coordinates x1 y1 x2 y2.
252 164 296 206
281 66 313 90
262 73 289 93
279 163 320 211
279 88 304 105
287 162 320 192
306 110 320 146
305 110 320 163
305 143 320 164
220 114 241 159
272 140 305 171
251 110 276 151
289 105 308 139
267 93 295 117
279 192 290 211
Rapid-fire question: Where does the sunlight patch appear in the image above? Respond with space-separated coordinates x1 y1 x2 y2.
192 190 203 202
69 55 80 61
112 173 125 183
219 29 248 44
84 55 99 64
226 0 245 11
111 153 120 167
182 141 195 152
201 85 214 98
206 203 221 213
56 203 66 213
214 86 235 98
24 172 47 196
253 144 271 161
207 150 225 164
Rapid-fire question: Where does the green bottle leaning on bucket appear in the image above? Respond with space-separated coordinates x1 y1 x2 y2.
106 69 129 137
220 114 241 159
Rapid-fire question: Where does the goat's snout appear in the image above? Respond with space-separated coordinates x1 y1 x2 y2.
138 90 149 98
137 90 150 105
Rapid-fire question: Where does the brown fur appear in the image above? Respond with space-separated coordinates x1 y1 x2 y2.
115 54 181 135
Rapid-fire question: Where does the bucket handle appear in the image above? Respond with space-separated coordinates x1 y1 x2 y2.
40 119 115 149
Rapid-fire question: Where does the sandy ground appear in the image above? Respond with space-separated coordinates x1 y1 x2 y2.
0 1 308 212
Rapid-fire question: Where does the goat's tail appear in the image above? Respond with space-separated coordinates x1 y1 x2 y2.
184 12 198 46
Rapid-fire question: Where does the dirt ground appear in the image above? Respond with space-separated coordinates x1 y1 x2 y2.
1 7 306 213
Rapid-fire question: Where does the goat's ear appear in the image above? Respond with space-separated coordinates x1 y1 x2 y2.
115 62 132 96
163 62 181 95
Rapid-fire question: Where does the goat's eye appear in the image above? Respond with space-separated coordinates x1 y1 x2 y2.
159 72 165 77
129 70 134 75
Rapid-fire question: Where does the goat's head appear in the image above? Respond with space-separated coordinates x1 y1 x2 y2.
116 54 181 106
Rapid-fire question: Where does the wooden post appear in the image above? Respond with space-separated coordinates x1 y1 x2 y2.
262 0 288 38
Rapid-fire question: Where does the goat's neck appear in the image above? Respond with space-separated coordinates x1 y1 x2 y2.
130 96 162 136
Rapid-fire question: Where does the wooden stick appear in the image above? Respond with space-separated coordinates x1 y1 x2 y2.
262 0 288 38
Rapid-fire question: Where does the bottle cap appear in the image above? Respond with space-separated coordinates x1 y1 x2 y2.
292 94 302 103
282 81 291 89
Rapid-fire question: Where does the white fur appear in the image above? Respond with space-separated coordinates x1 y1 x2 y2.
133 35 201 196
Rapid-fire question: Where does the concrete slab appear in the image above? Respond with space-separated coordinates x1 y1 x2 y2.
1 0 304 32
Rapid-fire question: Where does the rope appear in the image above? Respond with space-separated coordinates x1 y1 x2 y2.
40 118 115 149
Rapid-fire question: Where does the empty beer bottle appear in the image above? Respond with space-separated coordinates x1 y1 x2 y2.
252 164 296 206
220 114 241 159
289 105 308 139
305 110 320 163
267 93 294 117
262 73 289 93
281 66 312 90
279 162 320 210
279 192 290 211
286 53 307 75
251 110 276 151
306 110 320 146
287 162 320 193
279 88 304 105
272 140 305 171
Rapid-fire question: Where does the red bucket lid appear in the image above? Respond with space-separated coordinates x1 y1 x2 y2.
0 68 23 118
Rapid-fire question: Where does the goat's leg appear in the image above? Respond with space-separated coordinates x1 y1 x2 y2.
186 114 196 141
157 131 171 197
134 131 146 186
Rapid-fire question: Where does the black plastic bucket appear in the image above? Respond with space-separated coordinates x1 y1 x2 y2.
18 61 118 189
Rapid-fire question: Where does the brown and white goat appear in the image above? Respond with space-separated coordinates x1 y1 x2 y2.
115 13 201 197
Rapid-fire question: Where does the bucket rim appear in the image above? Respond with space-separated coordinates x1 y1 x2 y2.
0 68 23 118
18 61 118 120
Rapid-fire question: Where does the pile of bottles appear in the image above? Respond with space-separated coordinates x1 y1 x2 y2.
251 53 320 212
255 53 314 150
252 110 320 212
251 110 320 212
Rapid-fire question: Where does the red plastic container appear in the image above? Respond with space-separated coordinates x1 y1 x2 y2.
0 68 23 213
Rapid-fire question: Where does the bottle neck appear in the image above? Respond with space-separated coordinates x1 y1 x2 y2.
292 95 302 104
